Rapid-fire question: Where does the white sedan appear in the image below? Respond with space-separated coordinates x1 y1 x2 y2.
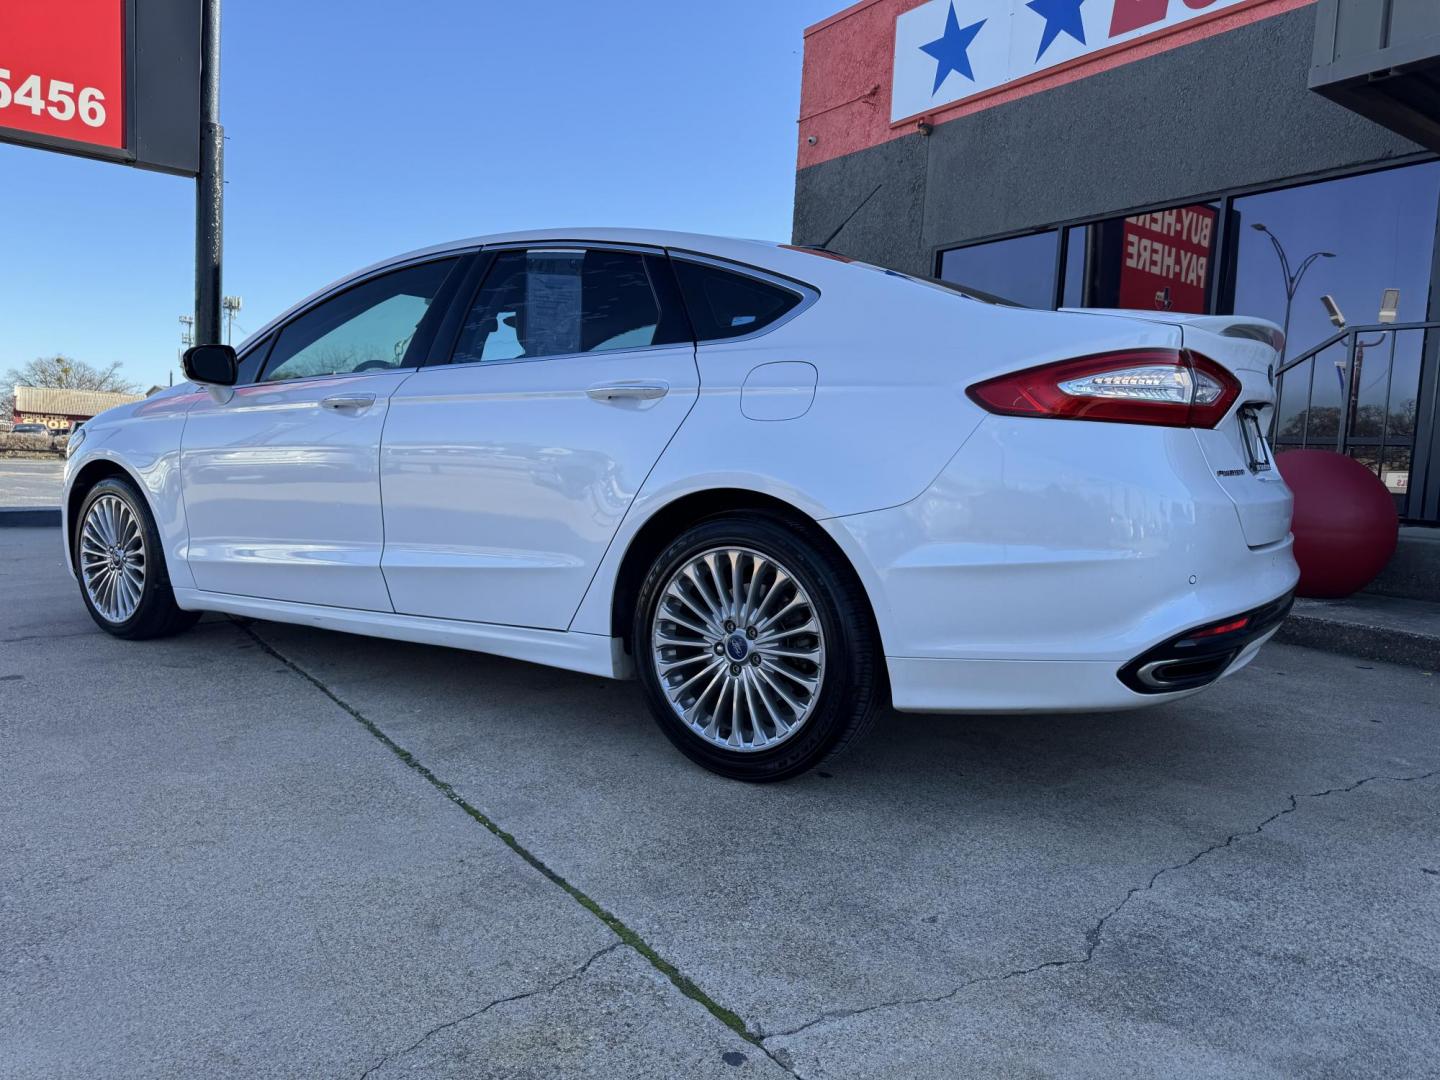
63 229 1298 780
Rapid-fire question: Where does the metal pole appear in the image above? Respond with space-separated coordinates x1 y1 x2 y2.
195 0 223 346
1338 332 1359 452
1279 286 1293 366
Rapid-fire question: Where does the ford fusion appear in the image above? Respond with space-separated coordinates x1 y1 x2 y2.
64 230 1297 781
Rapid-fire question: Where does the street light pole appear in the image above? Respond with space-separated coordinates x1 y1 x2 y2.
178 315 195 368
1251 223 1334 363
194 0 224 347
222 296 243 345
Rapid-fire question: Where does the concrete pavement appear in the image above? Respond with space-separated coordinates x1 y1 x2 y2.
2 525 1437 1078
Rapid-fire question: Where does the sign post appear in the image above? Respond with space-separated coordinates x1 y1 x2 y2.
1 0 220 346
196 0 223 346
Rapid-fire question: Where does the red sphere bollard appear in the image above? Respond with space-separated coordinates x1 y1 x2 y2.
1275 449 1398 599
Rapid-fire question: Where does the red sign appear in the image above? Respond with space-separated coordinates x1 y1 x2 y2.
0 1 126 155
1118 204 1217 314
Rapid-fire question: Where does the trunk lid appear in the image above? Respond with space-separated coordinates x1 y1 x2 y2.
1064 309 1293 548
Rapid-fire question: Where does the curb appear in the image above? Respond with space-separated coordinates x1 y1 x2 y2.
1276 613 1438 671
0 507 61 527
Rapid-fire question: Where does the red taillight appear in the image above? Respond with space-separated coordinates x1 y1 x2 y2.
1185 616 1250 640
966 349 1241 428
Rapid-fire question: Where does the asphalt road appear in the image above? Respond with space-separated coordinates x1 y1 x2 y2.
0 458 64 507
3 525 1438 1079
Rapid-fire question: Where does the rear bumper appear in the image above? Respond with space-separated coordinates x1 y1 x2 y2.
886 627 1279 714
1118 590 1294 694
821 415 1300 714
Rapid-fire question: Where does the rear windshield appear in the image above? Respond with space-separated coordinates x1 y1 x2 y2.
781 245 1026 307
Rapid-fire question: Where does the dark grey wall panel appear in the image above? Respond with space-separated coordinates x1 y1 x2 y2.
794 6 1426 276
793 134 930 275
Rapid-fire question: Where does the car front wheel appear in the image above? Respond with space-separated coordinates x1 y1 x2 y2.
74 477 200 640
634 514 884 781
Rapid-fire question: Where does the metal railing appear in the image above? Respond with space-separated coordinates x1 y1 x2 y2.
1270 321 1439 520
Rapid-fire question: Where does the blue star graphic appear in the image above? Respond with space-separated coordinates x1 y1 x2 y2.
920 3 987 94
1026 0 1086 61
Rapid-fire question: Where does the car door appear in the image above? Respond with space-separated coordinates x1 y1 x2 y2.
380 244 699 629
181 255 465 609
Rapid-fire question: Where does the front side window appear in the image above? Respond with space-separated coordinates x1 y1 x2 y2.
263 259 457 382
672 259 802 341
451 248 664 364
234 335 272 385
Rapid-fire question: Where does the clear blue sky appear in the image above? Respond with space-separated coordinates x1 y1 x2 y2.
1 1 839 390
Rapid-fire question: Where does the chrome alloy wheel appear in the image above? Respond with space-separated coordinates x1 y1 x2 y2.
650 546 825 753
80 494 146 625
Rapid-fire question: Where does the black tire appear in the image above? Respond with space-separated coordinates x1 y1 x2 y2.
73 477 201 640
633 513 885 782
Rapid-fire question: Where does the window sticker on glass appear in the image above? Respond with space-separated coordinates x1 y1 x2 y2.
451 248 663 365
525 253 583 357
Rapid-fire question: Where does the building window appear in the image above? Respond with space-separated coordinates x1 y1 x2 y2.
1230 162 1440 507
1061 226 1086 308
1230 164 1439 362
938 160 1440 519
1060 203 1220 314
937 231 1057 309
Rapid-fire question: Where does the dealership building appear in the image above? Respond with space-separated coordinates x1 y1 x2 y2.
794 0 1440 526
11 387 145 433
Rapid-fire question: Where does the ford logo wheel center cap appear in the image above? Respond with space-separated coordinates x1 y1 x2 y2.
726 633 750 662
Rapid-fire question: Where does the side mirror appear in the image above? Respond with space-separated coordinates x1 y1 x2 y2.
183 343 239 403
183 343 238 386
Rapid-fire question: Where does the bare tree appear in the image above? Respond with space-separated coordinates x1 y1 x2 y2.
1279 399 1417 443
5 355 140 394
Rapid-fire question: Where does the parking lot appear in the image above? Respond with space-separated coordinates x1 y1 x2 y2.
0 459 63 507
3 524 1437 1079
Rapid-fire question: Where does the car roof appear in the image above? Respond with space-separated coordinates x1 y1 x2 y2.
413 227 784 263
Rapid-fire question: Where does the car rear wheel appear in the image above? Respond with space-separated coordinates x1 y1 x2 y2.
634 514 884 781
74 477 200 640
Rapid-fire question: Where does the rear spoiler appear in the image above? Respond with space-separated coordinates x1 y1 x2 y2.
1060 309 1285 356
1186 318 1286 355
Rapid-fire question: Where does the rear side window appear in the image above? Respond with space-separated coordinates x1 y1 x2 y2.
671 259 803 341
451 248 674 364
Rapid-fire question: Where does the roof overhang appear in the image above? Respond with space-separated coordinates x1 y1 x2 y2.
1310 0 1440 151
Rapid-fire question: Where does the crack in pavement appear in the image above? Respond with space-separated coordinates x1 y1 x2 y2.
761 769 1439 1045
237 616 1432 1079
358 942 624 1079
0 629 102 644
234 621 804 1080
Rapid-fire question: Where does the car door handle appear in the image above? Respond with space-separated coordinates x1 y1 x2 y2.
321 393 376 412
586 381 669 402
